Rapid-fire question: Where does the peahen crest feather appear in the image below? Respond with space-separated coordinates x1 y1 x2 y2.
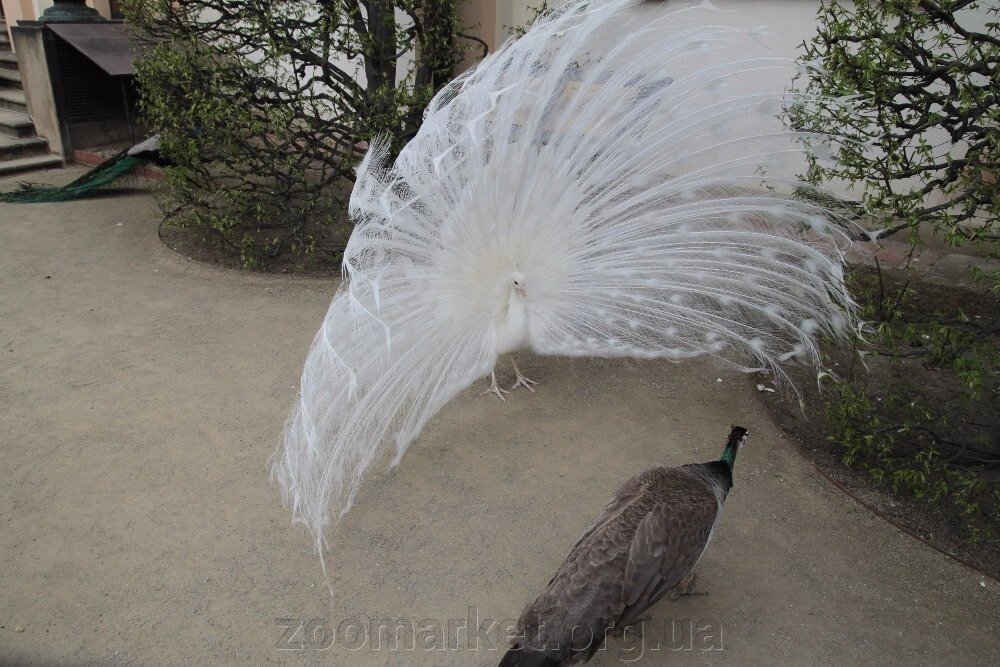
273 0 857 549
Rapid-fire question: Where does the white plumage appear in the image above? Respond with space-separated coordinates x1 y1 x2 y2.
273 0 855 549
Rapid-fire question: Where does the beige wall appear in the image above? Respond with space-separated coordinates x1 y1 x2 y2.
1 1 26 44
458 0 542 71
457 0 498 72
460 0 832 70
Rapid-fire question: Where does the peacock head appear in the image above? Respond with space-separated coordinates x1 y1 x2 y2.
720 425 748 470
511 271 527 298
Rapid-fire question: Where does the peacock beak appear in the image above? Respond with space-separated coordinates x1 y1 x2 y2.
515 285 527 297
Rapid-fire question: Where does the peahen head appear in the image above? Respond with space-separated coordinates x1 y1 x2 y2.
720 426 748 471
511 271 527 298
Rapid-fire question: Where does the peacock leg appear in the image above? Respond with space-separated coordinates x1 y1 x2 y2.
509 356 537 392
481 369 510 401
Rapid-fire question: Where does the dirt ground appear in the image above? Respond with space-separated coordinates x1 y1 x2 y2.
1 167 998 665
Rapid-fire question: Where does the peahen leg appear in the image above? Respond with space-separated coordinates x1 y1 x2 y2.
668 572 707 601
481 369 510 401
620 615 651 638
509 356 537 392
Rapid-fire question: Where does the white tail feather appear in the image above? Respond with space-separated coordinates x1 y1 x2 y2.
273 0 856 548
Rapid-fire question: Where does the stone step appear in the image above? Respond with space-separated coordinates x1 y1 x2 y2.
0 109 34 138
0 88 26 113
0 52 18 70
0 153 63 176
0 134 48 160
0 67 21 86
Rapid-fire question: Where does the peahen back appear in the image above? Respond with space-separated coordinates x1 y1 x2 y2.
274 0 857 549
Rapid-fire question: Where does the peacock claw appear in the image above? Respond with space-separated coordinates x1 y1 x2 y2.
508 357 537 393
482 371 509 402
511 374 537 392
483 385 510 401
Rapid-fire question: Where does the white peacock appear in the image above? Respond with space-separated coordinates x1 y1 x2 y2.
272 0 857 550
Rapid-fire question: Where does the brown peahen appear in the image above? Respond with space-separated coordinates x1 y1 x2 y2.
499 426 748 666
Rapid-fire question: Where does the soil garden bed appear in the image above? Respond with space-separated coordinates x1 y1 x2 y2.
763 266 999 579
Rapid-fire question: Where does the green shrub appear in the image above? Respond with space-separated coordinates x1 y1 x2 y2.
124 0 483 267
823 268 998 541
791 0 999 252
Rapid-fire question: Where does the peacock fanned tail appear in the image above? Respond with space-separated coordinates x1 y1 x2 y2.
0 149 148 203
274 0 860 549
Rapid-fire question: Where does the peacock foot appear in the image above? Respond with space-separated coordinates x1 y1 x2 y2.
511 373 538 392
509 357 537 393
481 371 510 402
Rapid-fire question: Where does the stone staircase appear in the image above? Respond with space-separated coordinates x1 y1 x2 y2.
0 20 62 176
